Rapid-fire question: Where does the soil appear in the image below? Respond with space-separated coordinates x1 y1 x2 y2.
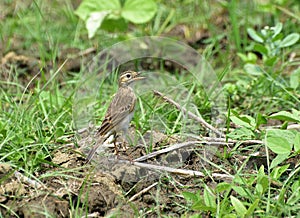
2 126 296 217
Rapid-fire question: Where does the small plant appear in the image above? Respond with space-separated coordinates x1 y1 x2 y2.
230 23 300 112
75 0 157 38
266 109 300 168
239 22 299 66
227 108 300 169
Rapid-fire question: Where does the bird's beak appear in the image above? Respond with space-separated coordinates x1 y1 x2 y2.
134 72 146 81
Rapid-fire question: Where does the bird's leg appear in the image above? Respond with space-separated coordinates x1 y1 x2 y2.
113 132 119 155
121 130 131 151
121 138 128 151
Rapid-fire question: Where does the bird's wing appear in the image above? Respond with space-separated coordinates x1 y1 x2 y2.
97 86 136 136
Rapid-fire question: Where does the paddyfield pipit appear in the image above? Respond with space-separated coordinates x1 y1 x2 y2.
85 70 145 163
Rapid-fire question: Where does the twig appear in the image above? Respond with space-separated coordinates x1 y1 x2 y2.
134 140 230 162
81 212 100 218
117 159 234 180
128 182 158 202
203 137 263 145
134 141 200 162
287 124 300 130
153 90 225 137
134 137 263 163
14 171 44 189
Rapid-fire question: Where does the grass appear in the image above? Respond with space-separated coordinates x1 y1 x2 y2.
0 0 300 217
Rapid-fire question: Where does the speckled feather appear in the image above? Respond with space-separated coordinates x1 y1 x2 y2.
97 85 136 136
85 71 144 163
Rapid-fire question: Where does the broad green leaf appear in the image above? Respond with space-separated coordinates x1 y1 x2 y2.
292 108 300 117
245 199 259 216
75 0 121 20
255 183 263 196
295 132 300 152
247 28 264 43
279 33 300 48
227 127 255 140
216 182 231 193
255 113 267 129
55 126 65 138
237 52 257 63
247 52 257 62
86 11 110 38
122 0 157 24
270 164 290 179
232 186 248 197
253 43 268 56
257 173 269 194
101 18 127 32
269 111 300 123
264 56 278 66
230 111 256 128
230 196 247 217
272 22 282 38
204 185 216 210
237 53 248 62
192 199 212 211
244 63 263 76
230 116 252 129
265 129 293 154
290 68 300 89
182 191 198 202
270 153 289 169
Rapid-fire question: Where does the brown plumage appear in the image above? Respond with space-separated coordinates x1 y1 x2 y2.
85 71 145 163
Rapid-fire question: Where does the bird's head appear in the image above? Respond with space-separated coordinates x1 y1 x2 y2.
118 71 145 87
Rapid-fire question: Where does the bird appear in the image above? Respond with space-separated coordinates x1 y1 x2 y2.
85 70 145 163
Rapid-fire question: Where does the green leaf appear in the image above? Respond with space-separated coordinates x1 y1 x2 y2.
247 28 264 43
272 23 282 38
227 127 255 140
255 113 267 129
86 11 110 38
290 68 300 89
192 199 212 211
245 199 259 216
265 129 293 154
101 18 128 32
270 153 289 169
232 186 248 197
55 126 65 138
216 182 231 193
182 191 198 202
255 183 263 196
269 111 300 123
270 164 290 179
244 63 264 76
237 52 257 63
264 56 278 66
75 0 121 20
279 33 300 48
230 196 247 217
121 0 157 24
203 185 216 210
253 43 268 56
295 132 300 152
230 111 256 128
230 116 252 128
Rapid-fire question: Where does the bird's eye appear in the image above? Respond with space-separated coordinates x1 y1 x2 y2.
126 74 131 78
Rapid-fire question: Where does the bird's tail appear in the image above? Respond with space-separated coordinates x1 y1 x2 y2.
85 135 108 164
